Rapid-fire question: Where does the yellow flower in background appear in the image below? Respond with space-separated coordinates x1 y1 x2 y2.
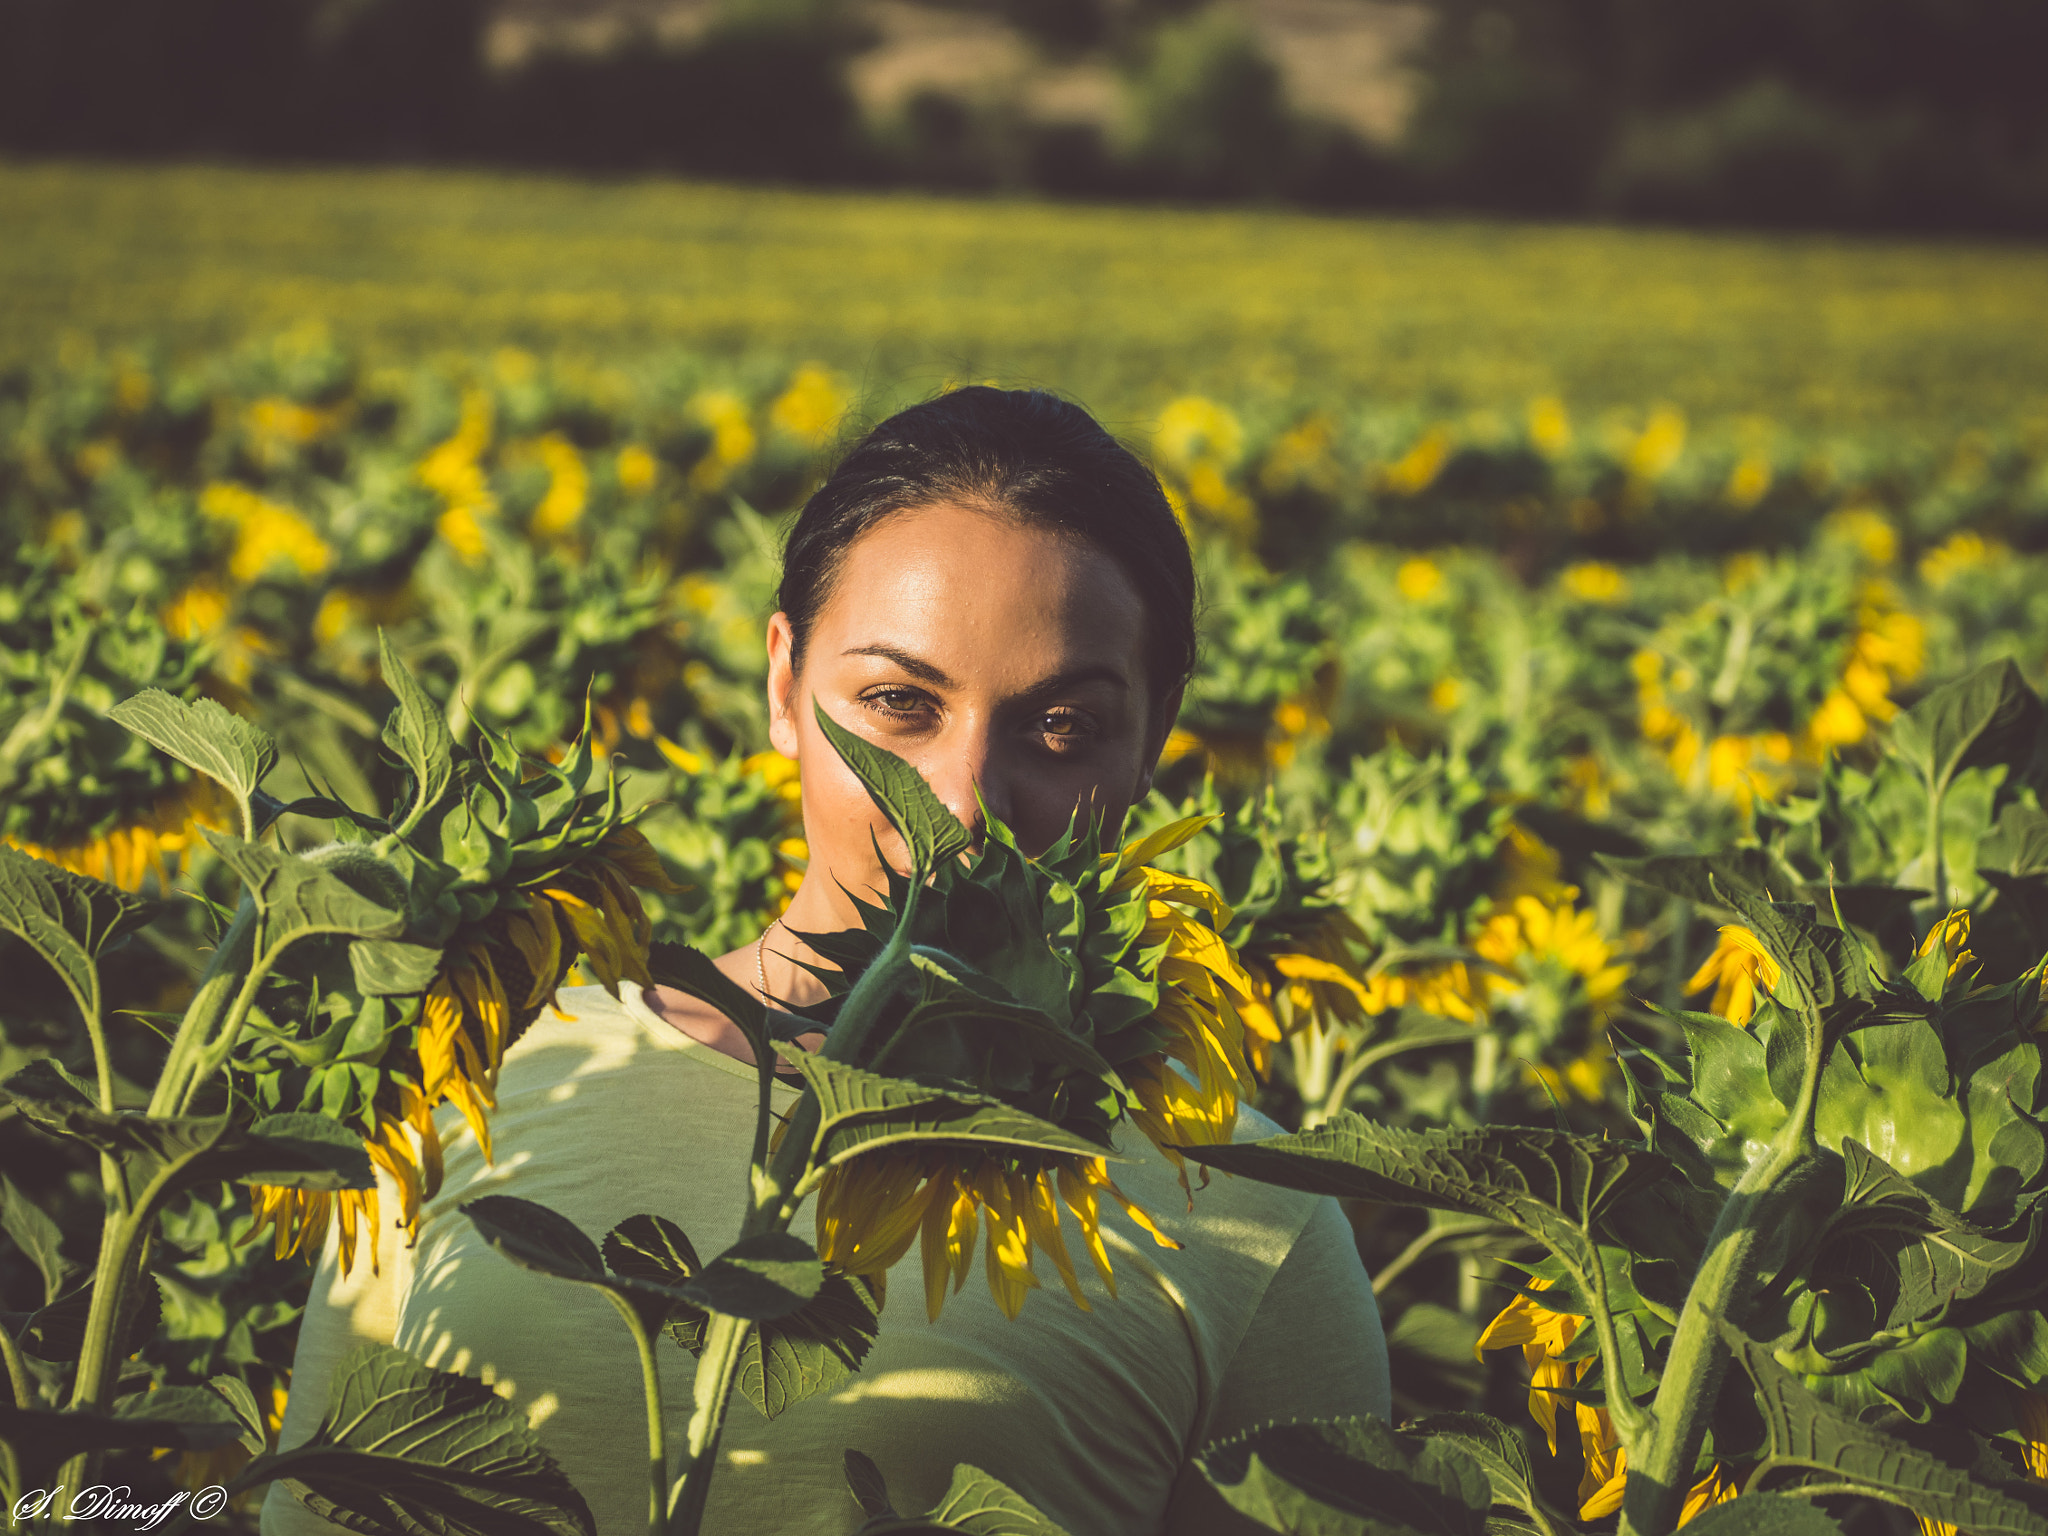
201 482 331 585
815 1150 1176 1322
1379 425 1452 496
1825 507 1899 567
1474 888 1629 1101
1428 675 1463 712
529 432 589 537
1494 821 1570 905
689 389 757 491
5 776 231 891
1706 732 1794 811
1686 924 1780 1025
1565 754 1612 818
1801 580 1925 756
1724 453 1773 509
1258 413 1336 494
616 443 659 494
1722 551 1767 591
1397 557 1444 602
416 388 497 564
1153 396 1244 472
1680 1464 1742 1524
1359 960 1484 1024
1627 406 1687 485
1560 562 1627 603
1528 396 1572 458
770 364 850 446
1920 530 2003 590
162 579 231 640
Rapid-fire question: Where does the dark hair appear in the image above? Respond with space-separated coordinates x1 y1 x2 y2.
779 387 1197 703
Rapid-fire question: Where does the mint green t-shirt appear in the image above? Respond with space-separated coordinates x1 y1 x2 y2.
261 984 1390 1536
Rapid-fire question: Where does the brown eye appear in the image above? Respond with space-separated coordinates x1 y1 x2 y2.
1038 710 1095 744
861 687 935 722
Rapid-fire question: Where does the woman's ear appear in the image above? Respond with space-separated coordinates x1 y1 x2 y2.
1134 681 1186 801
765 612 802 760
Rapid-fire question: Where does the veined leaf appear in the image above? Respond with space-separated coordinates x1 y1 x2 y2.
846 1450 897 1520
109 688 276 813
776 1048 1117 1174
379 630 454 828
1890 658 2044 795
21 1273 160 1362
0 845 159 1039
1600 850 1779 913
1182 1112 1668 1258
669 1268 882 1420
1401 1413 1564 1532
1199 1416 1491 1536
1728 1326 2048 1534
814 702 972 873
905 950 1117 1078
202 831 404 958
350 938 445 996
681 1233 824 1322
0 1171 72 1305
1681 1496 1843 1535
242 1342 594 1536
853 1462 1073 1535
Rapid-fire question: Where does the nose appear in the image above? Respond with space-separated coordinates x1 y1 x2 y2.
919 725 1009 843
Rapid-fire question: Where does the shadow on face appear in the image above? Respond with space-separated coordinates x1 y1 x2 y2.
765 501 1180 931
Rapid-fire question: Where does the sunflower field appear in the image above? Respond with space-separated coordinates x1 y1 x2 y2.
6 305 2048 1536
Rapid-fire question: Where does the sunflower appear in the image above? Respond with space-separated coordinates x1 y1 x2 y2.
246 826 672 1275
1480 1280 1739 1525
815 1151 1178 1322
1917 908 1975 984
4 775 229 891
810 818 1256 1320
1236 912 1377 1075
1685 924 1781 1026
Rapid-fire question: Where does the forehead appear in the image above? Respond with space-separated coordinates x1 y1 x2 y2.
812 503 1148 688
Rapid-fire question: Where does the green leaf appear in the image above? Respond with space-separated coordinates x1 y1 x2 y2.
21 1273 160 1362
1200 1416 1491 1536
109 688 276 810
1182 1112 1668 1272
0 1170 73 1304
1891 658 2044 793
814 701 972 873
648 940 770 1062
779 1048 1117 1173
1727 1326 2048 1534
229 1113 378 1191
854 1463 1074 1535
207 1373 270 1455
463 1195 606 1282
379 630 455 828
1600 849 1780 912
0 845 160 1031
242 1342 595 1536
350 939 445 996
1401 1414 1562 1531
681 1232 824 1322
1680 1495 1842 1535
642 1215 880 1420
202 831 404 958
904 950 1118 1078
846 1449 898 1519
602 1213 703 1289
1817 1142 2030 1323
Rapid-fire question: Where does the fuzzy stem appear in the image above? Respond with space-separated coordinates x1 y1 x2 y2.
148 893 257 1117
0 1320 31 1410
666 1311 751 1535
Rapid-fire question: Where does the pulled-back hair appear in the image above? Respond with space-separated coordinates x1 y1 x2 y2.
779 387 1197 705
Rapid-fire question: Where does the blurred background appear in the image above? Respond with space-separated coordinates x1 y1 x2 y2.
5 1 2048 1517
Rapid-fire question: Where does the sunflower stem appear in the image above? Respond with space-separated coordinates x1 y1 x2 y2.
177 947 283 1115
666 1310 751 1536
149 892 257 1117
1 1319 31 1410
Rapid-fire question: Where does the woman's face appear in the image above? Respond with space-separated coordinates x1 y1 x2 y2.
766 502 1180 927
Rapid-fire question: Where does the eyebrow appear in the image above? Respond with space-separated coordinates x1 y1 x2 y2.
841 645 1129 694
